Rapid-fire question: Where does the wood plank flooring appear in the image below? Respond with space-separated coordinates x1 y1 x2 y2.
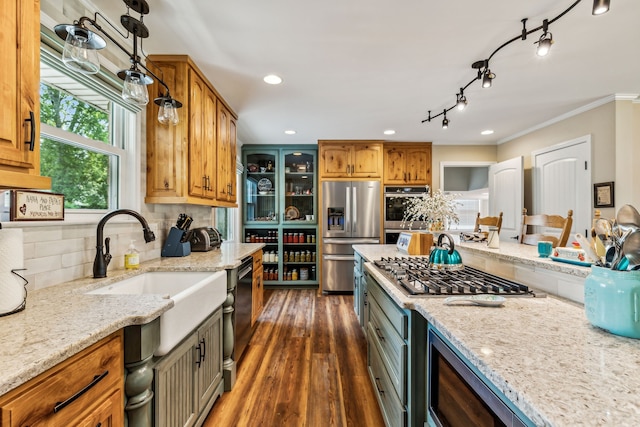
203 289 385 427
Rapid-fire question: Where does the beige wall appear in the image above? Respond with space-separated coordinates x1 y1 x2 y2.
431 145 497 189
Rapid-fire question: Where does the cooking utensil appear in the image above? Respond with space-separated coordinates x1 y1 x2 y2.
428 233 463 271
444 295 506 307
611 228 633 270
616 204 640 233
616 230 640 271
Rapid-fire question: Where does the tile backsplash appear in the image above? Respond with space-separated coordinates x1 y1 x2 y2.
12 204 214 291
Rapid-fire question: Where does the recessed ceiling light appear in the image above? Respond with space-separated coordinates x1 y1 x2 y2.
383 129 396 135
263 74 282 85
284 130 296 135
481 129 494 135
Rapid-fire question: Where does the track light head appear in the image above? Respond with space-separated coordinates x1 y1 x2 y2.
442 109 449 129
456 94 467 111
482 69 495 88
535 32 554 57
592 0 610 15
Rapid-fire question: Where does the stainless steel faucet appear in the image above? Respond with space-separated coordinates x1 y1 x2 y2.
93 209 156 278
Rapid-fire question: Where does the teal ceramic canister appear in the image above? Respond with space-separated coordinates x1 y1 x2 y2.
584 266 640 339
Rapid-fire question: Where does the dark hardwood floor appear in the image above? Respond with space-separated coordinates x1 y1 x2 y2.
203 289 385 427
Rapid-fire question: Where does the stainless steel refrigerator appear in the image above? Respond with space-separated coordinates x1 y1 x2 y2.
322 180 380 292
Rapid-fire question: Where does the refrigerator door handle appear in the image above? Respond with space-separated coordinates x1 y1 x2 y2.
352 186 357 234
345 186 351 233
323 255 356 262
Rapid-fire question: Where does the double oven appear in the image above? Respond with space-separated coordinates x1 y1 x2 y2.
383 186 429 244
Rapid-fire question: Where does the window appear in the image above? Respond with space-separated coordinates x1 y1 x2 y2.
39 46 140 213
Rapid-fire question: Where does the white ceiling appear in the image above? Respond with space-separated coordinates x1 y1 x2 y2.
88 0 639 146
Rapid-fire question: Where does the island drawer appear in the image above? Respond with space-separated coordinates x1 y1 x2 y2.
367 274 408 339
368 326 407 427
368 296 407 403
0 331 124 426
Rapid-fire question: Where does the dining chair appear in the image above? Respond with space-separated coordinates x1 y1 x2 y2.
520 208 573 247
474 212 503 234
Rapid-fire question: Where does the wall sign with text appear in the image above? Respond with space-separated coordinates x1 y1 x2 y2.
10 190 65 221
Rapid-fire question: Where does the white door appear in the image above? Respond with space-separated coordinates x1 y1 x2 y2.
489 157 524 241
532 135 591 240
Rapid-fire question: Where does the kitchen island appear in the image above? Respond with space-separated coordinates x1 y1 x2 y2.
0 242 263 420
354 242 640 426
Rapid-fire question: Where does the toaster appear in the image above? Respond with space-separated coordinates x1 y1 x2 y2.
189 227 222 251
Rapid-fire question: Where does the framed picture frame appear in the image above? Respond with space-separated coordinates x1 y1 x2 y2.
593 181 614 208
9 190 65 221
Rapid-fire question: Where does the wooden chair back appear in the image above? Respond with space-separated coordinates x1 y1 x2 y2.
474 212 503 234
520 208 573 247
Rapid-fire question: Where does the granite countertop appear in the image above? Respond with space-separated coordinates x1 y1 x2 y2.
355 244 640 426
0 242 263 396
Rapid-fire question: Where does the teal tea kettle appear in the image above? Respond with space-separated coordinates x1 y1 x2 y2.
428 233 464 271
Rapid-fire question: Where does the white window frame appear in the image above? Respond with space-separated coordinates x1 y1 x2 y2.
38 37 141 224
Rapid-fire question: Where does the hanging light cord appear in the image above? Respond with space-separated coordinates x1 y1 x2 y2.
422 0 591 125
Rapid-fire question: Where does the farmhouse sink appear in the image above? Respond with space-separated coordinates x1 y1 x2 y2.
87 270 227 355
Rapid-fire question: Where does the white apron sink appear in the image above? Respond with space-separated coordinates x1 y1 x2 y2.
87 270 227 355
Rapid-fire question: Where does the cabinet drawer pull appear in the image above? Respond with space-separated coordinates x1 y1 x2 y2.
196 338 206 366
53 370 109 413
375 327 385 342
25 111 35 151
374 378 385 396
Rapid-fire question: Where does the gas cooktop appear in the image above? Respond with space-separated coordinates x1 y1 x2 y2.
371 257 545 298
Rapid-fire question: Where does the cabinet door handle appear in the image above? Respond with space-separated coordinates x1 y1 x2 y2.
374 378 385 396
53 371 109 413
200 338 206 361
404 172 407 181
25 111 35 151
375 327 385 342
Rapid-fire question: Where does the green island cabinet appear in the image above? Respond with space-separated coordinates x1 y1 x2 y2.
242 146 318 287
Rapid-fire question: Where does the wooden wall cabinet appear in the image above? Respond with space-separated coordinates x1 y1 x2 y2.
145 55 237 207
383 143 432 186
0 331 124 426
0 0 51 189
318 141 383 179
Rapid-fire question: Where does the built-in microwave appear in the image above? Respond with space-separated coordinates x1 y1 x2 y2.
427 328 529 427
383 186 429 229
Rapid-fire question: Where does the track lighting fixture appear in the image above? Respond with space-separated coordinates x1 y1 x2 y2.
54 0 183 123
421 0 613 128
535 19 553 57
592 0 610 15
456 89 468 110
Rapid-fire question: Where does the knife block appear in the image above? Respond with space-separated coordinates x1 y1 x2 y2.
161 227 191 257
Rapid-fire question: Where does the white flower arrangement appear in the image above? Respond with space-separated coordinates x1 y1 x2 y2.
401 187 461 230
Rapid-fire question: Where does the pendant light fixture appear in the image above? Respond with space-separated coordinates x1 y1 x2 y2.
421 0 613 129
54 0 182 122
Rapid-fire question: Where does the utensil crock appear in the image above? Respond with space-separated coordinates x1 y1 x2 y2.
584 266 640 338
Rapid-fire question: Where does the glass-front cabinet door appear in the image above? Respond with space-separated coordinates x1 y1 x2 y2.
244 150 278 224
282 150 316 224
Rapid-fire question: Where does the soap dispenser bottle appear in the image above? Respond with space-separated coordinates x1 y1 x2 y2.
124 240 140 270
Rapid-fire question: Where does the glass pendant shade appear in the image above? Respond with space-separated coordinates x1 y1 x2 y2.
122 70 150 105
158 100 179 125
61 29 101 74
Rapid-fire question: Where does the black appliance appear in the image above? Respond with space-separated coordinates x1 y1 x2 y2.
189 227 222 251
234 256 253 361
384 186 429 243
371 257 543 298
427 328 528 426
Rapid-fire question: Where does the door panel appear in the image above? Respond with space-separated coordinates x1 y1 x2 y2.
533 137 590 239
322 181 351 238
489 157 523 241
352 181 381 238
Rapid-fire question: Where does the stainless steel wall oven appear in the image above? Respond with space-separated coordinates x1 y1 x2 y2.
383 186 428 243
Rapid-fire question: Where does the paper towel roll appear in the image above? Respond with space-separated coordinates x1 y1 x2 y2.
0 229 26 315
